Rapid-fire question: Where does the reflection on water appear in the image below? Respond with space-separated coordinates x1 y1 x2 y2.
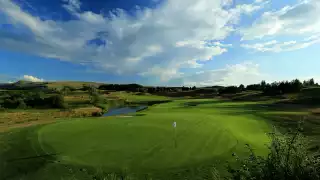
103 106 147 117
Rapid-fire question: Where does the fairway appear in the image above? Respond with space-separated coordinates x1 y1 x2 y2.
37 99 271 175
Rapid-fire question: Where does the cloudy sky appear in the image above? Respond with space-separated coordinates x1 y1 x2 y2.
0 0 320 86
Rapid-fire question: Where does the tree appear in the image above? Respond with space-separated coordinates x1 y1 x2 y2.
49 94 67 109
291 79 303 93
239 84 245 92
90 93 102 106
303 78 315 87
219 86 240 94
247 84 262 91
17 98 27 109
309 78 315 86
261 80 266 90
61 86 72 95
87 85 98 95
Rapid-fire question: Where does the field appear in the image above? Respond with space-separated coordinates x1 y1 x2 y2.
1 88 320 179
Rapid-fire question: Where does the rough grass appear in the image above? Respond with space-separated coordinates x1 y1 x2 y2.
0 107 102 132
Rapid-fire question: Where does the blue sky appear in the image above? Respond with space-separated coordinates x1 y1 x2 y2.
0 0 320 86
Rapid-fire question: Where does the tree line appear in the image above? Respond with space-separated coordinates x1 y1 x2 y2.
98 84 196 93
97 78 317 95
219 78 318 95
0 90 66 109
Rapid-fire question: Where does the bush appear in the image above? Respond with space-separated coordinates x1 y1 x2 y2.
17 98 27 109
48 94 67 109
92 111 104 117
95 103 108 111
227 125 320 180
219 86 241 94
90 93 102 105
0 104 5 111
3 98 19 108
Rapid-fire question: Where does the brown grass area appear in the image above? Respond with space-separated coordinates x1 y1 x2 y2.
64 94 90 102
310 108 320 115
0 107 102 132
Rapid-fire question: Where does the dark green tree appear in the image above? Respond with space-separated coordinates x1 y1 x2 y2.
239 84 245 91
261 80 266 90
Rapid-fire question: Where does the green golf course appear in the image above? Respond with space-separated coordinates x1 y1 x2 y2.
38 99 270 169
0 98 275 179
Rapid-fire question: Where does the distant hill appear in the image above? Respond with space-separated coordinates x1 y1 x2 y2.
0 81 48 90
0 81 106 90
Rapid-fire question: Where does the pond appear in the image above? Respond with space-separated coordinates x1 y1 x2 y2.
103 106 148 117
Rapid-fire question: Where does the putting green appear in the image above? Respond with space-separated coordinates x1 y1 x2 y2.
38 99 270 172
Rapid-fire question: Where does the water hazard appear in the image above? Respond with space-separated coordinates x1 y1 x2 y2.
103 106 147 117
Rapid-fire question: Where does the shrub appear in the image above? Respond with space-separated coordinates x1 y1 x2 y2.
90 93 101 105
17 98 27 109
219 86 241 94
227 125 320 180
47 94 67 109
0 104 5 111
92 111 104 117
95 103 108 111
0 91 69 109
3 98 19 108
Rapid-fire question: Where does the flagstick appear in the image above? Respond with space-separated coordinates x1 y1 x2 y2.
174 127 177 148
173 121 177 148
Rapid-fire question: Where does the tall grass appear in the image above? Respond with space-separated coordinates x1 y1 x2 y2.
226 123 320 180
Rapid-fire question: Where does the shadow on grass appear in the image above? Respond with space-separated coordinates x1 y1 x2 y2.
0 126 103 180
131 100 173 106
0 125 57 179
180 100 230 109
208 101 320 151
135 114 146 116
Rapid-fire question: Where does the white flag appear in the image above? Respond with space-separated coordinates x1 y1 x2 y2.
173 121 177 128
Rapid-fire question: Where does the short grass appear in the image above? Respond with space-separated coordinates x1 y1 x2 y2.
1 99 272 180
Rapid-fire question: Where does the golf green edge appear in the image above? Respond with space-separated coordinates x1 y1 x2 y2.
36 99 271 176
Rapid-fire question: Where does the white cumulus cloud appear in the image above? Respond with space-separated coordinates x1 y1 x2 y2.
240 0 320 40
168 61 270 87
0 0 263 82
241 36 320 52
23 75 44 82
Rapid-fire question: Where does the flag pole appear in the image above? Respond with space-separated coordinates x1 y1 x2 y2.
173 121 177 148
